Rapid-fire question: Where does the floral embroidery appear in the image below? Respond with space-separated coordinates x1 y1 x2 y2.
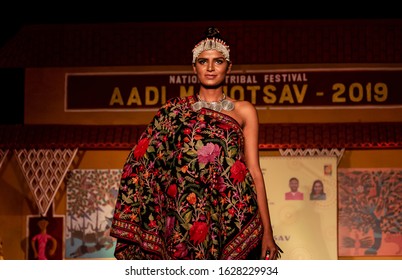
197 142 220 164
167 184 177 198
189 221 209 245
110 96 263 260
133 138 150 159
230 160 248 184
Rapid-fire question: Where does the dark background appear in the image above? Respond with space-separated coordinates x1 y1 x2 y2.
2 3 400 49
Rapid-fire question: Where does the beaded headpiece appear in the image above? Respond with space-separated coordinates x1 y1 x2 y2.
192 29 230 64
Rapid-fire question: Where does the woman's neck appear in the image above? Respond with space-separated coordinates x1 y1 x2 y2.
198 89 225 102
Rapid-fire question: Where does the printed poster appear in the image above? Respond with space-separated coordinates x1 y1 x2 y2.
260 156 338 260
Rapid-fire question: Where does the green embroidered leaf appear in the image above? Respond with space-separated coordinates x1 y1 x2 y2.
195 140 204 150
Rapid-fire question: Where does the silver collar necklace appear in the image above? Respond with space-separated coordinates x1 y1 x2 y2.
191 93 235 112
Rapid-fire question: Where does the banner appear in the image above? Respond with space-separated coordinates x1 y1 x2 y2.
260 156 338 259
65 67 402 111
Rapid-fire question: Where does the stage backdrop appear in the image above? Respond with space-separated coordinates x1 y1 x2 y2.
260 156 338 260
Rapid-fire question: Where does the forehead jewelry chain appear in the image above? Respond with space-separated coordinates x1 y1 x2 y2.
191 93 234 112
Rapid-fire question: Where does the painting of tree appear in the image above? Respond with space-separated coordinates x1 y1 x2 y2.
338 168 402 256
65 169 121 259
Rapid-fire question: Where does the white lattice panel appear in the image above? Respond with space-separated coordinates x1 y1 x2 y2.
0 149 9 170
279 148 345 165
14 148 78 215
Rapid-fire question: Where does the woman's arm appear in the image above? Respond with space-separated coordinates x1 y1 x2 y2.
239 101 281 259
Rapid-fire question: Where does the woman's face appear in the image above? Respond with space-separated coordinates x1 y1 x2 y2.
313 182 323 193
193 50 231 88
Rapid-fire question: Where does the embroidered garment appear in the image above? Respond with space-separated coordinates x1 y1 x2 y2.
110 96 263 259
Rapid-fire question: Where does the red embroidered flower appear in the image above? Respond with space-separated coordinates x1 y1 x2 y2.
228 208 235 216
122 164 132 178
123 205 131 213
217 123 232 130
148 219 157 228
173 243 188 258
167 184 178 198
177 152 183 161
189 221 208 245
230 160 247 184
133 138 150 159
236 201 245 209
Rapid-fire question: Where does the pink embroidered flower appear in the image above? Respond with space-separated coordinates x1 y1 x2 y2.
198 143 220 164
214 177 226 193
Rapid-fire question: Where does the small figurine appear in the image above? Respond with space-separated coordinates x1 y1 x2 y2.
31 217 57 260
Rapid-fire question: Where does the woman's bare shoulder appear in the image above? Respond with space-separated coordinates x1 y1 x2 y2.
234 100 257 114
230 100 258 128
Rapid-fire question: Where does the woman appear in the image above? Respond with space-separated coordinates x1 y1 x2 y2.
309 179 326 200
110 27 281 260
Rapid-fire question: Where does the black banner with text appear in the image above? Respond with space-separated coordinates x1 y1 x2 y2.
65 68 402 111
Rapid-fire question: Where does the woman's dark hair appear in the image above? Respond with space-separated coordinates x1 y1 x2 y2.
196 26 227 44
205 27 222 39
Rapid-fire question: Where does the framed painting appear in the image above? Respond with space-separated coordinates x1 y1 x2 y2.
338 168 402 257
65 169 121 259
